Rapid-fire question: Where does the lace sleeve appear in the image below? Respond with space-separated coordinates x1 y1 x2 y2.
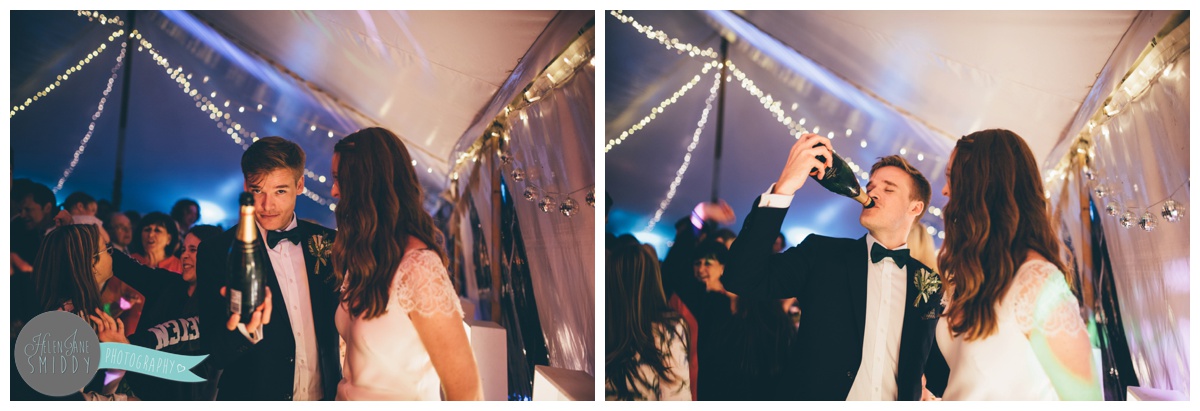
1012 260 1101 400
394 250 463 318
1012 261 1086 338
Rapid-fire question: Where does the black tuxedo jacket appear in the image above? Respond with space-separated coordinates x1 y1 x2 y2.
196 219 341 401
723 198 948 401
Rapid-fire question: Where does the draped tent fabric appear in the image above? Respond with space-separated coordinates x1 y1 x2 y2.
1045 19 1190 395
448 14 596 378
439 11 595 380
503 62 596 375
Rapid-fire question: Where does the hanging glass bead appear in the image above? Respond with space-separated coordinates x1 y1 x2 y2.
538 195 557 213
1118 210 1134 228
1105 200 1121 217
1161 199 1184 222
511 168 525 182
1138 211 1156 232
560 198 578 217
586 190 596 208
522 186 539 202
1093 184 1108 199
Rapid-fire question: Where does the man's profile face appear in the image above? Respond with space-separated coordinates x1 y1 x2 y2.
110 213 133 247
244 168 303 231
18 196 51 229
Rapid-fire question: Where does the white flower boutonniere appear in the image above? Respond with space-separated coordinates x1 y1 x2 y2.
913 268 942 308
308 234 333 274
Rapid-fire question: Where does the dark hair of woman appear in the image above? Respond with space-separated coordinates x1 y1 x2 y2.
34 224 104 316
129 211 181 256
332 127 448 320
605 243 686 400
188 224 223 243
170 198 200 224
693 239 728 264
937 129 1071 341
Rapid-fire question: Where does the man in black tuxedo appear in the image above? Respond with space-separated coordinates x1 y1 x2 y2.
723 133 947 401
197 137 341 400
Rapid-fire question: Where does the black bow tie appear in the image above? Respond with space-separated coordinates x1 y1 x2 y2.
266 227 304 249
870 242 910 268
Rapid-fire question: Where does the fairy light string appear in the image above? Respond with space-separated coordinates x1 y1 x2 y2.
644 68 723 232
53 43 127 192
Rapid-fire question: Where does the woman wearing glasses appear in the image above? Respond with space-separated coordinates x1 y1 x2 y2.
10 224 134 400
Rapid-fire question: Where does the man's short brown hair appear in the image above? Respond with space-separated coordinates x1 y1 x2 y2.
241 137 305 184
870 155 931 222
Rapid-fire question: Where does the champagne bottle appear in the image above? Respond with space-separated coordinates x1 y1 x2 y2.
227 192 266 322
811 143 875 208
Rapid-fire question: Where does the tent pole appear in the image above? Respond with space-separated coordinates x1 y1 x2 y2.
711 37 729 204
490 141 504 321
111 11 136 210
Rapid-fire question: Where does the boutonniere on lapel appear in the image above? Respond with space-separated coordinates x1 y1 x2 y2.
913 267 942 308
308 234 333 274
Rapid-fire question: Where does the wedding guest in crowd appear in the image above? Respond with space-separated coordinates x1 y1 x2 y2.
171 198 201 239
104 211 134 255
115 224 224 400
130 211 183 273
63 191 99 217
10 224 134 400
11 179 58 272
606 243 690 400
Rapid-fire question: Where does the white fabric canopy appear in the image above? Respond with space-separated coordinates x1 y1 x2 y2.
192 10 558 183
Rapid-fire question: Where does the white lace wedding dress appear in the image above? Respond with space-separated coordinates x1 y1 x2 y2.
936 260 1092 400
335 249 464 400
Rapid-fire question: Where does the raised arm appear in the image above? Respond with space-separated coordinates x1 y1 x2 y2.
661 217 706 310
721 198 821 300
1016 263 1101 400
723 133 832 300
111 251 186 302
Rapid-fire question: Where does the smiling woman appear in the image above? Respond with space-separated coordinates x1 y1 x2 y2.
129 212 182 274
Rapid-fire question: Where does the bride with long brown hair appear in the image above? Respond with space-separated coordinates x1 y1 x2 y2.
330 127 482 400
936 129 1100 400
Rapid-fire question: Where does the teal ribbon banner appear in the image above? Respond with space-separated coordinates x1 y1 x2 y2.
98 343 208 382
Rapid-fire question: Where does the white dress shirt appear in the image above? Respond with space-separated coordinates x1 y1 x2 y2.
845 234 908 400
246 213 323 401
759 185 908 401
